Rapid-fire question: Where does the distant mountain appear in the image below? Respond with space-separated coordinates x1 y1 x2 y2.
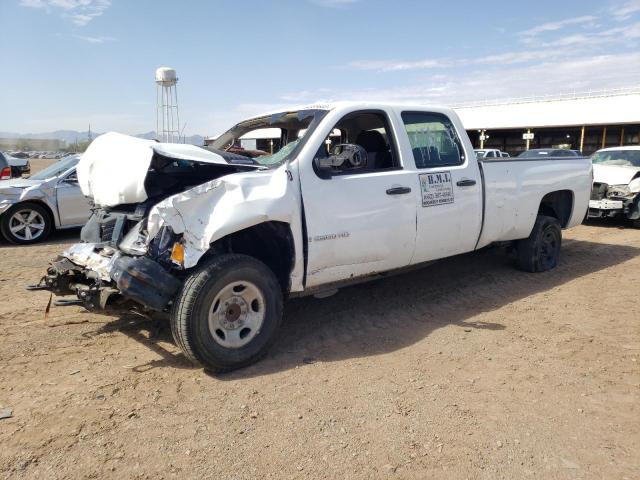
0 130 206 146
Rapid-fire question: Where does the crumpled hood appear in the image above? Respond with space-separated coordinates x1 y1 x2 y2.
592 164 640 185
77 132 252 207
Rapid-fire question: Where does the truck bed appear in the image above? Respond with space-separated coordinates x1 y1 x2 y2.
476 156 592 249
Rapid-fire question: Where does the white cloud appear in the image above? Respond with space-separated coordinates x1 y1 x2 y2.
519 15 597 37
19 0 46 7
309 0 360 7
619 20 640 37
281 51 640 110
348 58 450 72
73 34 114 43
19 0 111 26
346 5 640 74
345 44 591 72
611 0 640 20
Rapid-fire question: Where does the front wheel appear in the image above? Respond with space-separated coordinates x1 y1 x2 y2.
515 215 562 272
0 202 53 244
170 254 283 372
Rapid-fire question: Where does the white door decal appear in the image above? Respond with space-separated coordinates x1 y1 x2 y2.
419 171 454 207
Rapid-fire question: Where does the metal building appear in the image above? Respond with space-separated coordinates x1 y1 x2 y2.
455 87 640 156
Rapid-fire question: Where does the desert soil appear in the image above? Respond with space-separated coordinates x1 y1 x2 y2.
0 182 638 479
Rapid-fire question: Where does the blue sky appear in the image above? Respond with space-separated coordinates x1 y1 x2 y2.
1 0 640 136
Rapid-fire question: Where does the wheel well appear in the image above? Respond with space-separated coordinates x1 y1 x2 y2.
538 190 573 228
208 221 295 293
7 200 56 225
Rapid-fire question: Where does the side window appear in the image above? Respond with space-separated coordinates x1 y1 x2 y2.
315 111 399 175
401 112 464 168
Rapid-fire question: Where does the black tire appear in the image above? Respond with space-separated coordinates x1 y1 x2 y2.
515 215 562 273
0 202 53 244
170 254 283 372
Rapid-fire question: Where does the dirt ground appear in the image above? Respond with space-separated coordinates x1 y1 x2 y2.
0 214 639 478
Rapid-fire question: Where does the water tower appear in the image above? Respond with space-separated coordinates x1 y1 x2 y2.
155 67 180 143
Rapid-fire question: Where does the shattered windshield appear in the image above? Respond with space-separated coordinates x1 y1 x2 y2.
591 150 640 167
209 109 328 167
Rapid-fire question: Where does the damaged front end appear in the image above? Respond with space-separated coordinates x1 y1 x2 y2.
588 181 640 221
36 227 183 313
32 131 264 314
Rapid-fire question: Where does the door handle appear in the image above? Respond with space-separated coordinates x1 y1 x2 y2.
386 186 411 195
456 179 476 187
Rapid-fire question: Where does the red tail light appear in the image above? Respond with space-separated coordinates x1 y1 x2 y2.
0 167 11 180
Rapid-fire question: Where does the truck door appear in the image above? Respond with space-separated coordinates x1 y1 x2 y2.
56 170 92 226
300 109 418 288
397 111 483 263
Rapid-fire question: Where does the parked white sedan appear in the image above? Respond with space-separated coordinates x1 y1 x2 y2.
0 155 92 244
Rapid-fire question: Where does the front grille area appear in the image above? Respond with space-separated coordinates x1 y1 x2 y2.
100 218 117 242
590 182 607 201
82 208 141 245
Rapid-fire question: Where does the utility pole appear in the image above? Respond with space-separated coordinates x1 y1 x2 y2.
479 130 487 149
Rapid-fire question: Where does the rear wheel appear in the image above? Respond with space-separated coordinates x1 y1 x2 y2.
170 254 283 372
516 215 562 272
0 202 53 244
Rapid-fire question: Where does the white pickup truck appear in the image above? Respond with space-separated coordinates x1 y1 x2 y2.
34 102 592 371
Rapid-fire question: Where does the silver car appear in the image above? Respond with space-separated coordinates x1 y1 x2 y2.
0 155 91 244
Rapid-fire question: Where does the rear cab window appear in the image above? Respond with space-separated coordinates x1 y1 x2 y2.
400 111 465 169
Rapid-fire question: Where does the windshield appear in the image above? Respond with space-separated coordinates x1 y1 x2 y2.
30 155 80 180
591 150 640 167
209 109 328 167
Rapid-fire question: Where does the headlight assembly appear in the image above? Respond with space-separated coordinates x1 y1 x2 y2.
607 184 632 198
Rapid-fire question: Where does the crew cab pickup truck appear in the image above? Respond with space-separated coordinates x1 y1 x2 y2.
34 102 592 372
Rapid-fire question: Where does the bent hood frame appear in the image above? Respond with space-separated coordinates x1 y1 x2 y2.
77 132 259 207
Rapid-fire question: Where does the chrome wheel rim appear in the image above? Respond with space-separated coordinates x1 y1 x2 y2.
9 209 45 241
208 280 265 349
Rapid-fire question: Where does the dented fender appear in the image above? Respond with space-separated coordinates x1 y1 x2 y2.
146 164 306 291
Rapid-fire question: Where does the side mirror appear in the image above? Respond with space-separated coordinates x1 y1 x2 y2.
62 174 78 184
313 144 367 178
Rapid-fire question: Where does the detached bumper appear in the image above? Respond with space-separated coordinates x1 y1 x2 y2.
588 196 640 220
588 199 624 218
39 244 182 312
